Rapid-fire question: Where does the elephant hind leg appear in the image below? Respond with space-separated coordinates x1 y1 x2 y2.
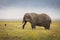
44 24 50 30
44 26 50 30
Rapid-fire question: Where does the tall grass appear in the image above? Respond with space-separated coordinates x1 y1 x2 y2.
0 21 60 40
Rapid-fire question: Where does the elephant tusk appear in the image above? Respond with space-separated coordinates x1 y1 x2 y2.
20 22 25 26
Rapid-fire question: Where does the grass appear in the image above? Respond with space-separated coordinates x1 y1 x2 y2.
0 21 60 40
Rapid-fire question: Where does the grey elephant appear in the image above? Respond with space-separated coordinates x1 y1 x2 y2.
22 13 52 29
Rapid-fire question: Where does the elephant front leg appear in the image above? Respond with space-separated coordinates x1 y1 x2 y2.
22 21 27 29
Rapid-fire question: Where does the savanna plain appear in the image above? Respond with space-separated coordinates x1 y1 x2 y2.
0 20 60 40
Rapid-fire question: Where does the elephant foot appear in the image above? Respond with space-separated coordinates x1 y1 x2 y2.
44 26 50 30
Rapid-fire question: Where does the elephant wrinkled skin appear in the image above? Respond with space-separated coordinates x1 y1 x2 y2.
22 13 52 29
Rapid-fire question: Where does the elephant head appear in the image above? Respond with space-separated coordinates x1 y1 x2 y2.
22 13 32 29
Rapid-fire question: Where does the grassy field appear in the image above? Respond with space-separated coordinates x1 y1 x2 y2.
0 21 60 40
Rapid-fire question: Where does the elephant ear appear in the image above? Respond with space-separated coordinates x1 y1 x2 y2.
27 13 33 22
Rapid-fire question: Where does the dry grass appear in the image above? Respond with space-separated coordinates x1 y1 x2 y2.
0 21 60 40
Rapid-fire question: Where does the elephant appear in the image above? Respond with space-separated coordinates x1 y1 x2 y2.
22 13 52 29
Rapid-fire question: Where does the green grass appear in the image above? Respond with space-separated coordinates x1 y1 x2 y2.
0 21 60 40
